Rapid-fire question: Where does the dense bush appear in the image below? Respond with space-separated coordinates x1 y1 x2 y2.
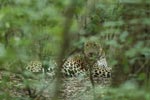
0 0 149 100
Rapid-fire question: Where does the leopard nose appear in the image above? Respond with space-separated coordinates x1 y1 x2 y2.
89 52 94 57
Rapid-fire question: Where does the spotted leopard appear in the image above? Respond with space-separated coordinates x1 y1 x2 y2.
25 41 111 83
24 41 112 100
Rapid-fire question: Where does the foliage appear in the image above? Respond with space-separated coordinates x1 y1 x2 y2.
0 0 149 100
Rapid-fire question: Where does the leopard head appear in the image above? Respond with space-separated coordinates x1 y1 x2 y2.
84 41 103 61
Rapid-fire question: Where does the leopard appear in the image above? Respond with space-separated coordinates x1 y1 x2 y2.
25 41 111 83
60 41 112 99
61 41 111 84
24 41 112 100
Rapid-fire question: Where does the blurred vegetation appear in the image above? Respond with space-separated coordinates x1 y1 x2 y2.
0 0 149 100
